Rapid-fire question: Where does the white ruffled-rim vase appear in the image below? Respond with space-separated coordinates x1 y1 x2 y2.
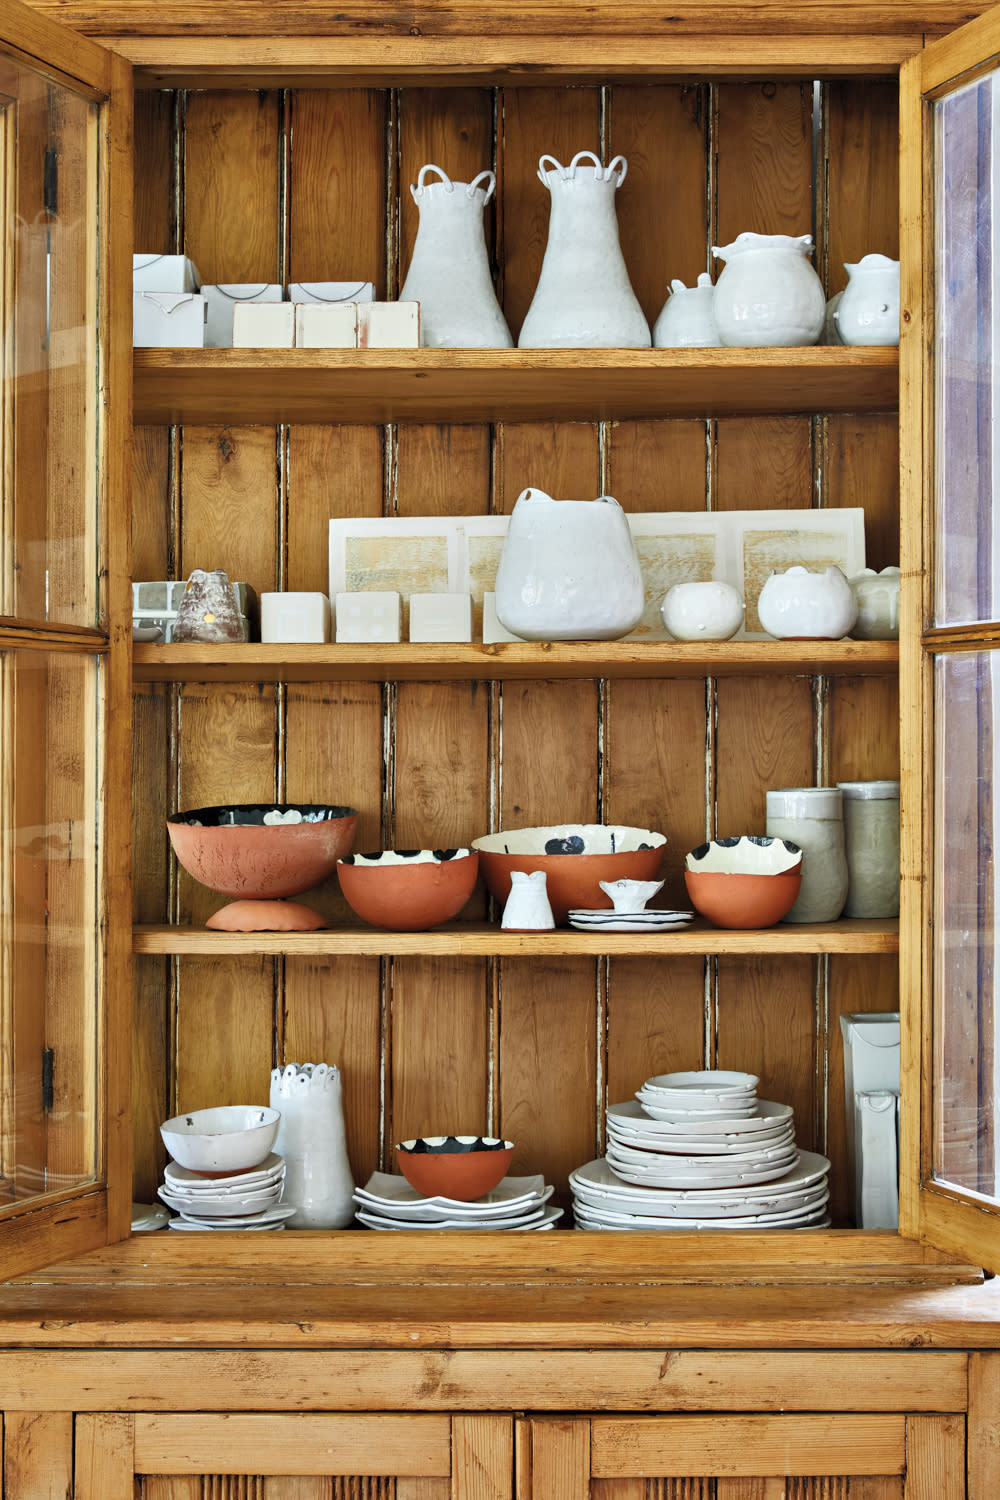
270 1062 355 1229
711 232 825 348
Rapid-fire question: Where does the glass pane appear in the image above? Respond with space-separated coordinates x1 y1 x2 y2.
0 646 100 1206
933 77 1000 625
0 59 100 627
933 650 998 1198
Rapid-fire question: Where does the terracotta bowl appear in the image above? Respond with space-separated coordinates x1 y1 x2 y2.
395 1136 515 1202
337 848 479 931
159 1105 281 1175
167 803 358 899
471 824 667 926
684 835 803 929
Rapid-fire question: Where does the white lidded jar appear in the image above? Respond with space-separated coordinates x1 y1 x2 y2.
269 1061 355 1228
837 780 900 919
765 787 848 923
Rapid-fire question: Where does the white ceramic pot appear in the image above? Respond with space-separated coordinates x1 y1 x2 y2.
711 232 825 348
399 164 513 348
660 580 745 641
652 272 721 348
821 291 844 346
269 1062 355 1228
501 869 555 930
494 486 645 641
765 787 849 923
757 565 858 640
519 152 650 348
850 565 901 640
834 253 900 347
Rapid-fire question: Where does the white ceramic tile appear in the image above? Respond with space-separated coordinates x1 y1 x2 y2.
260 592 331 643
133 253 201 292
133 292 207 348
203 283 283 348
295 302 358 348
408 592 473 642
358 301 420 348
334 591 402 643
232 301 296 348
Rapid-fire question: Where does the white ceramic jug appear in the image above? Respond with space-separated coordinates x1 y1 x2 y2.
834 253 900 346
712 232 825 347
519 151 650 348
502 870 555 930
757 565 858 640
399 164 513 348
270 1061 355 1228
494 487 645 640
653 273 721 347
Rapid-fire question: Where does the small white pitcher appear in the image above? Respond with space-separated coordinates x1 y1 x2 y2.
502 870 555 930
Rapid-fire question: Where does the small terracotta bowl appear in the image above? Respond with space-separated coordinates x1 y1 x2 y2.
472 824 667 926
159 1104 281 1175
395 1136 515 1201
684 835 803 929
337 848 479 931
167 803 358 899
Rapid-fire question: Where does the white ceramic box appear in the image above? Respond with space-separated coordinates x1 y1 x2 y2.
133 253 201 292
840 1012 900 1228
261 592 331 643
288 281 375 304
203 284 283 348
133 292 207 348
335 591 402 643
232 301 296 348
358 301 420 348
409 593 473 643
295 303 358 348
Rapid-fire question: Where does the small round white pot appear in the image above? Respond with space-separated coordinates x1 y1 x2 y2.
660 580 745 641
757 565 858 640
652 273 721 348
849 565 901 640
834 253 900 347
712 232 825 348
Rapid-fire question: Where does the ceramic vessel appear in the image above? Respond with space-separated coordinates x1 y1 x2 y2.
756 565 858 640
336 848 479 931
821 291 844 345
850 565 900 640
159 1105 281 1175
684 836 803 929
660 580 745 641
270 1062 355 1228
395 1136 514 1201
167 803 358 900
494 486 645 641
519 151 650 348
501 870 555 930
172 568 248 643
765 787 849 923
837 780 900 919
399 164 513 348
598 877 665 912
834 253 900 346
652 273 721 347
711 232 825 348
472 823 667 926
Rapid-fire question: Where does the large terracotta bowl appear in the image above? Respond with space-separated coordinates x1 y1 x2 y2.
684 835 802 929
337 848 479 931
395 1136 514 1201
472 824 667 926
167 803 358 899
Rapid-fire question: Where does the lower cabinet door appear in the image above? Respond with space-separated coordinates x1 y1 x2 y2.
70 1412 513 1499
522 1413 966 1500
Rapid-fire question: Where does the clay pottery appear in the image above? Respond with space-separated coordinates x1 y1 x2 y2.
711 232 825 347
206 899 327 932
598 877 665 912
399 164 513 348
336 848 479 931
684 836 803 930
849 565 900 640
494 486 644 641
472 823 667 926
159 1105 281 1175
660 580 745 641
172 568 248 642
756 565 858 640
167 803 358 899
395 1135 514 1201
652 273 721 347
270 1063 355 1228
501 870 555 930
834 253 900 346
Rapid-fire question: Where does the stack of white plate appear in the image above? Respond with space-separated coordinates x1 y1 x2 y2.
569 908 694 934
570 1152 832 1230
635 1069 760 1120
353 1172 563 1230
157 1152 295 1231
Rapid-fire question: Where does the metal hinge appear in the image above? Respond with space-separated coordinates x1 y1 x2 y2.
41 1048 54 1113
43 145 57 218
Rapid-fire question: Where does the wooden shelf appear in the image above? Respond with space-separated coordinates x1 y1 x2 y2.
133 919 899 957
132 639 899 684
132 347 899 426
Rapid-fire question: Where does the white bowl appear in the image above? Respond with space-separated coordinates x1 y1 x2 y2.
159 1105 281 1174
642 1069 759 1096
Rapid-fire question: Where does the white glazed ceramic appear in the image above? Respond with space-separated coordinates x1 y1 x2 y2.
652 272 721 347
850 565 900 640
683 836 802 876
519 152 650 348
834 253 900 346
712 232 825 348
756 565 858 640
501 870 555 930
598 878 665 912
493 487 645 640
159 1105 280 1174
821 291 844 345
660 580 745 641
765 786 849 923
399 164 513 348
270 1062 355 1228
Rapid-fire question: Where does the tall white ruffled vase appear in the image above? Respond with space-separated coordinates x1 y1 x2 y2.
399 164 513 348
270 1062 355 1228
519 151 651 348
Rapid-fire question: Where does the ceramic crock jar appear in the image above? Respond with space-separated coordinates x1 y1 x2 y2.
834 253 900 346
757 565 858 640
836 780 900 919
494 487 645 640
765 787 849 923
850 565 901 640
652 273 721 348
712 232 825 347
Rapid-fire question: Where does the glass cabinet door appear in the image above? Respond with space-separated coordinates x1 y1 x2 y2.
0 0 130 1276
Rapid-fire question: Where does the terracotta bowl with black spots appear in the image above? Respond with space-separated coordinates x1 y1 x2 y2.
167 803 358 899
471 823 667 925
684 835 803 929
395 1136 515 1201
336 848 479 931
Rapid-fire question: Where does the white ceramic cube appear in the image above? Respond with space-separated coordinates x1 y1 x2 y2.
295 302 358 348
132 580 188 614
288 281 375 304
133 292 207 348
358 301 420 348
260 592 331 644
133 253 201 292
335 591 402 643
203 284 283 348
482 592 525 644
409 592 473 643
232 301 296 348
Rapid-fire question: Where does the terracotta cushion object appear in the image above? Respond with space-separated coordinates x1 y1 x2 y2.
336 849 479 932
206 899 327 932
472 824 666 926
395 1136 515 1202
167 804 358 899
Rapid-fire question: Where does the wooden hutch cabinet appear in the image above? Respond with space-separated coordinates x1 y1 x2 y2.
4 0 1000 1494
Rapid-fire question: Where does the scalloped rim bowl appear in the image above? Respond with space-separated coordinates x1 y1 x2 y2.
159 1105 281 1174
684 836 803 929
685 835 802 876
472 824 667 926
336 848 479 931
395 1135 515 1201
167 803 358 899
